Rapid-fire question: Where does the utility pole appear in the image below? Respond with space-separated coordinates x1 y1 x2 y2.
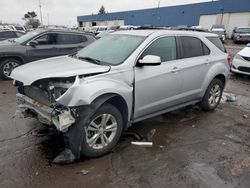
47 13 49 26
158 1 160 8
39 0 43 25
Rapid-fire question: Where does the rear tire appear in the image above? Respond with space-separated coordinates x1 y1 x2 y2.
200 79 224 111
79 103 123 157
0 58 22 80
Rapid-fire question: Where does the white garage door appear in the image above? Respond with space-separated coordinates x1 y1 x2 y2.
199 14 217 30
228 12 250 36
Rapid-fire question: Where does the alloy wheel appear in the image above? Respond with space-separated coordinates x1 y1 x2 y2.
3 61 20 77
85 114 118 150
208 84 221 107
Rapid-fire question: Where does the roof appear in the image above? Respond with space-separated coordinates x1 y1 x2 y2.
112 29 218 37
211 28 225 31
237 26 250 29
32 29 95 37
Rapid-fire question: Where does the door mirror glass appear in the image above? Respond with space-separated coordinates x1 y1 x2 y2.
138 55 161 66
29 40 38 47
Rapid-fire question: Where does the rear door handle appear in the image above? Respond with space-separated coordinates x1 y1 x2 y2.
205 59 210 65
171 67 180 73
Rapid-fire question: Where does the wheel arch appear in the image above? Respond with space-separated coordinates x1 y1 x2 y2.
91 93 130 130
0 55 25 64
201 63 229 97
214 74 226 88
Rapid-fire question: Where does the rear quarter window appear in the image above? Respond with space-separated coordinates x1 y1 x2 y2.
206 37 226 52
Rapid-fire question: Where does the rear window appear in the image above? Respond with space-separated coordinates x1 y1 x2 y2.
206 37 226 52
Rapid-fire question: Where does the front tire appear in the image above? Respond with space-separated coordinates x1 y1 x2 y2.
200 79 224 111
80 103 123 157
0 59 22 80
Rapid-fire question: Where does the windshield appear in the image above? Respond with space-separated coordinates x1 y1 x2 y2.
77 35 145 65
98 27 106 31
237 28 250 33
89 27 98 32
15 26 24 31
14 30 41 43
96 31 109 38
212 30 225 35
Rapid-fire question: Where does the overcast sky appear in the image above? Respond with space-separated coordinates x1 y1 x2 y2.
0 0 213 26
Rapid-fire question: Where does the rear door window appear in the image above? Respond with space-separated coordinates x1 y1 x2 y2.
57 34 84 44
179 36 205 58
206 37 226 52
141 36 177 62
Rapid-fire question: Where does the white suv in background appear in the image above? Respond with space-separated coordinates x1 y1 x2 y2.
231 43 250 75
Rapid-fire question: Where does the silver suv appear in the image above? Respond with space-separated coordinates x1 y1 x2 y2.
11 30 230 158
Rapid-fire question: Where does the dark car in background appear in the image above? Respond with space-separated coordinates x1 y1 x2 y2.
231 27 250 43
0 30 25 41
0 29 95 79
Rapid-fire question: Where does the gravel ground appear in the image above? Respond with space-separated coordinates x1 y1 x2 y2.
0 43 249 188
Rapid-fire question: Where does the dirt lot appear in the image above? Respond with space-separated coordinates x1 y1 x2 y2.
0 43 250 188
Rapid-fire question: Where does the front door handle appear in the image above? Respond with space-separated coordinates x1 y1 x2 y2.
171 67 179 73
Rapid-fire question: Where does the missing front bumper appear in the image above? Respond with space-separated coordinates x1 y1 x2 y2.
16 93 75 132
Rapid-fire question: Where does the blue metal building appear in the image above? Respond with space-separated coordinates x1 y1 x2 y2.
77 0 250 27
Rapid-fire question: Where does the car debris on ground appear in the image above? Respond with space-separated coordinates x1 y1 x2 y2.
131 141 153 147
243 114 248 119
222 92 237 102
52 148 76 164
79 169 89 175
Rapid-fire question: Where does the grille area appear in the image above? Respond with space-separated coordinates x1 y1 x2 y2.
238 66 250 73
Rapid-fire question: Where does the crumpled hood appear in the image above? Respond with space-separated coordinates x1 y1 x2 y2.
11 56 110 85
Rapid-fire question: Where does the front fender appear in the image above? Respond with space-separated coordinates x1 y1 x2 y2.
56 76 133 109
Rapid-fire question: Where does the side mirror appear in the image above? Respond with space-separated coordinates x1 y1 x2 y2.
247 43 250 47
29 40 38 47
138 55 161 66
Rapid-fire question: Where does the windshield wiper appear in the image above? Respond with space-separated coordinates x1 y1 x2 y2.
78 56 101 65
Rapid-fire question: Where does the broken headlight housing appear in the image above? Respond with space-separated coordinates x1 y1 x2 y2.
49 82 73 99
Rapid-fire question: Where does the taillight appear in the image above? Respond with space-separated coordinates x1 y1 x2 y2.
227 54 232 66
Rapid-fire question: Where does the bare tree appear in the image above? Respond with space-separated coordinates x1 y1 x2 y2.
23 11 40 28
98 5 106 14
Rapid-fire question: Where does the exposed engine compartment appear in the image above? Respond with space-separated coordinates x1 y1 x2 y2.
15 77 77 132
16 77 76 106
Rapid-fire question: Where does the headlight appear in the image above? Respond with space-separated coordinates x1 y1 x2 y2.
53 87 68 99
49 82 73 99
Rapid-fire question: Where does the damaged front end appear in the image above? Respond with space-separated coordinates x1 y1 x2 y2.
15 77 77 132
